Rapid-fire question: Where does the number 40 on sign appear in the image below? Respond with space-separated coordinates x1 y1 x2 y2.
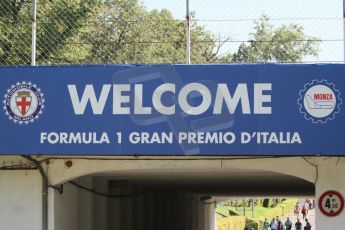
319 190 344 217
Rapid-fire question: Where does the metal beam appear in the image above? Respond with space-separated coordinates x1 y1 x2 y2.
185 0 191 64
31 0 37 66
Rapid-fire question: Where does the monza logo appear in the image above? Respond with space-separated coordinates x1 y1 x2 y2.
298 79 341 124
3 82 44 124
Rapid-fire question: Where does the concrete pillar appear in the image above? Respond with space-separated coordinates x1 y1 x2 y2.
121 185 133 230
315 158 345 230
177 192 188 230
132 185 144 230
93 178 108 230
49 178 95 230
198 198 205 230
202 198 216 230
185 194 194 230
152 189 161 229
108 189 121 230
77 177 93 230
192 195 201 230
54 183 78 230
144 189 155 230
48 187 55 230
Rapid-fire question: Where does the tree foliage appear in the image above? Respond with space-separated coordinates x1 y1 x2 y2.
0 1 320 65
84 0 218 64
0 0 100 65
0 0 31 65
228 16 320 63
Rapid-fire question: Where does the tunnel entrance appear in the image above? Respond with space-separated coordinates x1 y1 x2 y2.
51 165 315 230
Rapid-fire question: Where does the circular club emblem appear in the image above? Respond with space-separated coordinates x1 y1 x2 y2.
319 190 344 217
3 82 44 124
298 79 342 123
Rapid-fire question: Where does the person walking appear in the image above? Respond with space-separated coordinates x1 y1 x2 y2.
301 206 307 220
304 201 309 215
285 217 292 230
304 219 312 230
277 216 284 230
270 217 278 230
295 218 302 230
309 199 313 209
263 218 270 230
294 204 300 218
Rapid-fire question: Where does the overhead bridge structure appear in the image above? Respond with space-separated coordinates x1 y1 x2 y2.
2 156 344 230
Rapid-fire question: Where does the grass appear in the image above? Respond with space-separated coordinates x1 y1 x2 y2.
217 199 297 222
227 205 280 219
217 206 231 217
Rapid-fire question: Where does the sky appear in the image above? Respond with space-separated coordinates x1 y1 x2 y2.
142 0 344 62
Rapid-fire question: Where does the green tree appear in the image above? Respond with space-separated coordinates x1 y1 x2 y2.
227 16 320 63
0 1 320 65
0 0 100 65
36 0 101 64
0 0 221 65
84 0 219 64
0 0 32 65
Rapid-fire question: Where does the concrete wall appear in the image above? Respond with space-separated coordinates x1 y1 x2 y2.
53 183 78 230
51 178 94 230
0 169 41 230
93 178 108 230
315 157 345 229
104 185 204 230
45 157 316 186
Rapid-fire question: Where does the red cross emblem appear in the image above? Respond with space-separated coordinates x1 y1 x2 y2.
16 91 32 116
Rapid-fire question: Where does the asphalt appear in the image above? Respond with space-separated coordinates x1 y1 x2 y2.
284 199 315 230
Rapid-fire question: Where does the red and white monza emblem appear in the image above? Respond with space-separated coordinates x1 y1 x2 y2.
318 190 344 217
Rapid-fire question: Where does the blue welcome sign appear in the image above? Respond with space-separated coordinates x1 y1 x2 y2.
0 64 343 155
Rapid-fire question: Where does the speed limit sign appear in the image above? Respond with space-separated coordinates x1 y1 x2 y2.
319 190 344 217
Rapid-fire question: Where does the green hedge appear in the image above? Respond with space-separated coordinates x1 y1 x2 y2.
262 198 281 208
229 209 240 216
262 199 270 208
245 218 259 230
277 199 297 217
